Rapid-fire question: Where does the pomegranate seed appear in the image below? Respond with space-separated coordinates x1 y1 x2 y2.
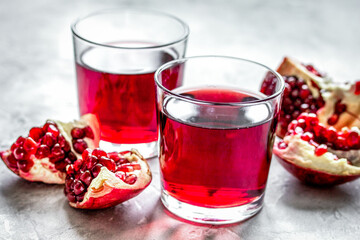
92 148 107 158
291 89 299 99
71 127 85 139
17 160 33 172
83 126 94 139
68 152 77 161
79 170 92 186
73 139 88 154
67 193 76 203
315 144 328 156
73 180 86 195
299 85 311 99
334 101 347 114
73 159 83 171
326 127 337 143
300 103 309 111
66 165 75 175
64 157 72 165
55 161 67 171
346 132 359 148
86 155 97 169
13 147 26 160
29 127 45 142
99 157 116 171
91 164 102 178
277 141 288 149
47 124 60 137
42 120 56 132
5 154 18 169
108 152 120 161
23 137 37 152
355 81 360 95
327 114 339 125
118 164 135 173
35 145 51 159
43 132 56 147
288 120 298 130
124 174 137 185
115 171 126 180
335 137 346 149
51 143 63 155
76 193 85 202
301 132 314 142
57 135 66 147
16 136 26 146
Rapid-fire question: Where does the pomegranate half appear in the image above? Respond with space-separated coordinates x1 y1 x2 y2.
261 57 360 138
274 113 360 186
64 148 152 209
0 114 100 184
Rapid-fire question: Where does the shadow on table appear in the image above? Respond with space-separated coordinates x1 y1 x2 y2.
0 177 63 211
277 177 358 211
63 194 242 240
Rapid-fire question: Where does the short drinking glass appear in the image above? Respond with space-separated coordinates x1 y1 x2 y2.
155 56 284 224
72 9 189 158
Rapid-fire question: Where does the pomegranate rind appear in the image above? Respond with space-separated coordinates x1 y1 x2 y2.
0 150 65 184
274 135 360 186
0 113 100 184
274 154 360 186
69 149 152 209
277 57 360 132
55 114 100 157
276 57 327 98
317 84 360 130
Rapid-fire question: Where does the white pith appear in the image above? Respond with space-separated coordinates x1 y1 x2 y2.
274 134 360 176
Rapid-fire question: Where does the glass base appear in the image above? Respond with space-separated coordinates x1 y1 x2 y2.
99 140 158 159
161 189 263 225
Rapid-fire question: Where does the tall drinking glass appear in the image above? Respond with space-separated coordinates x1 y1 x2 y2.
72 9 189 158
155 56 284 224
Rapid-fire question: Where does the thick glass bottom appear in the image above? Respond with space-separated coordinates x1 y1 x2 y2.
161 189 263 225
99 140 158 159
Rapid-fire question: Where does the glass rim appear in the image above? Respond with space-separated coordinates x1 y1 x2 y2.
71 8 189 50
155 55 285 106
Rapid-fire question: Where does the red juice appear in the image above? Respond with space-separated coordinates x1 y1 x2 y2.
76 48 176 144
159 87 277 208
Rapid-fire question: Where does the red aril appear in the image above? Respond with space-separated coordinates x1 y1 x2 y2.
64 148 152 209
0 114 100 184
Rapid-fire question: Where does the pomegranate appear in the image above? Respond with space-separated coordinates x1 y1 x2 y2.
261 57 360 138
0 114 100 184
64 148 152 209
274 113 360 186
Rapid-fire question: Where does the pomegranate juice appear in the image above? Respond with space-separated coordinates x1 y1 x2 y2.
76 48 175 144
160 88 277 208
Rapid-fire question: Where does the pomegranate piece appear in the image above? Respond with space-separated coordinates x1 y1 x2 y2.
64 148 152 209
0 114 100 184
261 57 360 138
274 113 360 186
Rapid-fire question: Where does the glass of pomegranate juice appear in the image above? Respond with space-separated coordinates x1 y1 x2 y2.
155 56 284 224
72 9 189 158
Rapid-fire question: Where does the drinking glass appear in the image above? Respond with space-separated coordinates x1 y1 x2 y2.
72 9 189 158
155 56 284 224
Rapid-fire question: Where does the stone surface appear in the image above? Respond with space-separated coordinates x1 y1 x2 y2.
1 0 360 239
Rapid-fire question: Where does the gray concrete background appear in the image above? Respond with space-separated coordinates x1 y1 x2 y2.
1 0 360 239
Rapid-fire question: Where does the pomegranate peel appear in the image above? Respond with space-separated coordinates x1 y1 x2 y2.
0 114 100 184
262 57 360 138
65 148 152 209
274 113 360 186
